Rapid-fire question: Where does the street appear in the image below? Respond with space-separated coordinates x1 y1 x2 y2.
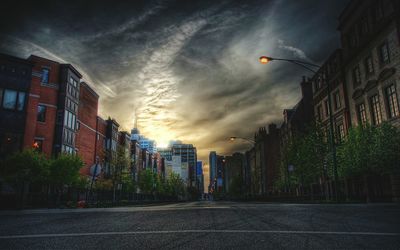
0 202 399 249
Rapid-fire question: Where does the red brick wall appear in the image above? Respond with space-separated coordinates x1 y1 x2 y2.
23 56 60 158
95 116 107 172
76 82 99 176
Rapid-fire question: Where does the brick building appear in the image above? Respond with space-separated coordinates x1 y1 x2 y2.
23 55 61 157
264 124 281 194
22 55 82 156
338 0 400 128
224 152 245 193
280 77 314 144
76 82 99 175
0 53 116 179
312 49 351 142
95 116 107 174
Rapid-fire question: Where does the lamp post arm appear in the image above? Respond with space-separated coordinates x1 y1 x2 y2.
269 58 319 73
270 58 320 68
287 60 318 74
230 137 256 144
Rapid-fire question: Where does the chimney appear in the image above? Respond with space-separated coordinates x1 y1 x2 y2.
300 76 312 99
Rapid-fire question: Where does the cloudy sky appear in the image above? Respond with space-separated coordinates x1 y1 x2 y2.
0 0 348 163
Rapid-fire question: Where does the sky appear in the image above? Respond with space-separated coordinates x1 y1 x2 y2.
0 0 349 164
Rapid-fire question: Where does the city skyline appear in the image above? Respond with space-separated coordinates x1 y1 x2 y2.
0 0 348 163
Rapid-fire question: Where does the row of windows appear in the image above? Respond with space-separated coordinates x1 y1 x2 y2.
316 91 342 121
63 128 75 146
356 84 399 125
346 2 385 49
64 110 77 130
0 88 26 111
69 77 78 88
66 97 78 113
352 41 390 88
62 144 75 154
67 83 79 99
0 64 29 77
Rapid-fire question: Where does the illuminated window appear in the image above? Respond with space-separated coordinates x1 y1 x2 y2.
336 122 345 142
370 94 382 125
33 139 43 152
385 84 399 118
357 103 367 125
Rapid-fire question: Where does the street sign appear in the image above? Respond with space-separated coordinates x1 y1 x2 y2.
90 164 102 177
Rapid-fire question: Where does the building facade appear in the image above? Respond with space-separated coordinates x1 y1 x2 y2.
339 0 400 128
208 151 217 192
312 49 351 142
171 143 197 187
0 53 32 159
75 82 99 175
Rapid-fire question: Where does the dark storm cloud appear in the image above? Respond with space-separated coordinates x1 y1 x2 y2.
0 0 349 162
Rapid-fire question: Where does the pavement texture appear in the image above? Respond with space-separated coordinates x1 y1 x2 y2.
0 201 399 249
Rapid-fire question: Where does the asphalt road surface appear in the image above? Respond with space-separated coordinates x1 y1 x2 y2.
0 201 399 249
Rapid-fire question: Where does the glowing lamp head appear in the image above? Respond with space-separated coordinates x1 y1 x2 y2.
229 137 236 141
33 142 39 149
259 56 271 64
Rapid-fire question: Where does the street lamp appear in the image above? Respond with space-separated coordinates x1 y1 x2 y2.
229 136 256 144
259 55 339 201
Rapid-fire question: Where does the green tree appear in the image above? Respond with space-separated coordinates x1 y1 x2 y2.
283 124 328 187
1 149 50 207
121 173 137 193
2 149 50 186
138 169 155 194
49 153 84 188
167 173 186 197
337 123 400 177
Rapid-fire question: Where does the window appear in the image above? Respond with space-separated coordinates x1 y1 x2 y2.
317 105 323 121
357 103 367 125
385 84 399 118
3 89 17 109
33 139 43 152
63 111 76 130
359 17 369 35
37 105 47 122
364 56 374 75
334 91 341 110
352 65 361 87
41 68 49 84
17 92 25 111
349 33 358 48
323 100 329 117
62 144 74 154
378 42 390 64
370 94 382 125
374 2 384 22
336 122 345 142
